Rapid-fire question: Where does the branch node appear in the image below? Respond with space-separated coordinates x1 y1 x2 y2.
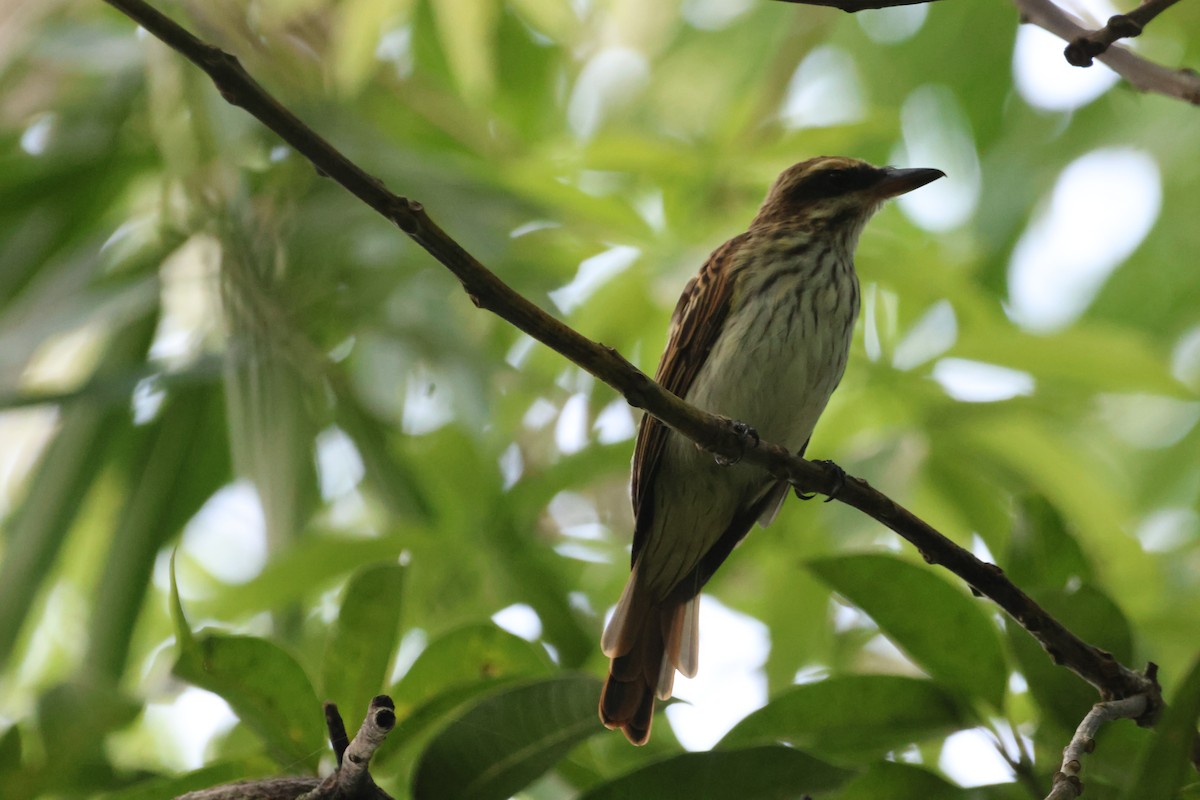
1059 771 1083 793
1106 13 1143 39
1064 39 1100 67
1016 0 1197 102
1134 662 1164 727
388 196 420 234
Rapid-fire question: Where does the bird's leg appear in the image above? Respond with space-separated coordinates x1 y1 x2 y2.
705 417 759 466
794 459 845 503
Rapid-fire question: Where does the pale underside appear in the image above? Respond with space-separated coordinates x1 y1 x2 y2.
603 231 861 697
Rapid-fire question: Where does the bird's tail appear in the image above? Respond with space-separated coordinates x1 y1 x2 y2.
599 563 699 745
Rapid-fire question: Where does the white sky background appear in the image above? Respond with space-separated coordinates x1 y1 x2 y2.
0 0 1171 784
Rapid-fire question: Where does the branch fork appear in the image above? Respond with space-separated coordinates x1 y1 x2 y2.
1064 0 1183 67
177 697 397 800
1045 689 1155 800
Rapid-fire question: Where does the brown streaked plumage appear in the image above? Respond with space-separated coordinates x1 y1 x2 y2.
600 157 944 745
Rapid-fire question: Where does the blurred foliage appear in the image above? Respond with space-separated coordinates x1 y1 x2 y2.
1 0 1199 798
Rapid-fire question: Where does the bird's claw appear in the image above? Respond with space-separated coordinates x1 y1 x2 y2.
794 459 846 503
713 419 759 466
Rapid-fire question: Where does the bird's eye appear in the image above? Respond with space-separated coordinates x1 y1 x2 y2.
781 164 873 205
810 166 876 197
818 169 849 188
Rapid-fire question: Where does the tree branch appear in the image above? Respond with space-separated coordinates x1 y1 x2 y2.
769 0 1200 105
177 698 396 800
1045 692 1152 799
102 0 1161 730
1012 0 1200 104
301 697 395 799
324 701 351 767
770 0 945 11
1063 0 1183 67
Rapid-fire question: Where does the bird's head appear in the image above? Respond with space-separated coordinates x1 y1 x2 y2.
751 156 944 235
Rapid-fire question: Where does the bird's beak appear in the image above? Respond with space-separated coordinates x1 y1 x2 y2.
872 167 945 199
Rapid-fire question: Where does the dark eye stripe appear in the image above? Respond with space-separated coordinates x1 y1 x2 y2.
786 164 879 204
819 166 877 193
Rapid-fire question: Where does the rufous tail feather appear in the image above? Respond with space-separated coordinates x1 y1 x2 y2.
599 566 700 745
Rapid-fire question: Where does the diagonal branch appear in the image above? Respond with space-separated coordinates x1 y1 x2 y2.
101 0 1161 718
1063 0 1183 67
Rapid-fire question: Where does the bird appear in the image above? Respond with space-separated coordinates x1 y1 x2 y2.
598 156 944 745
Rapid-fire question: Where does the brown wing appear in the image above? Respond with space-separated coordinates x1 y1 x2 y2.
629 233 747 566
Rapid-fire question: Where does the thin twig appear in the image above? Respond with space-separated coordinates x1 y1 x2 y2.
1012 0 1200 104
178 698 397 800
324 702 350 767
101 0 1161 721
1045 692 1152 799
319 696 395 797
773 0 1200 105
1064 0 1183 67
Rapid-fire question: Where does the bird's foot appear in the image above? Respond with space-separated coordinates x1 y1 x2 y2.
794 459 846 503
710 418 759 466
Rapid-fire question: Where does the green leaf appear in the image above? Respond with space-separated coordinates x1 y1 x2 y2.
430 0 498 100
830 761 975 800
35 680 140 791
385 676 520 761
200 531 417 617
963 415 1149 588
329 0 410 94
1005 494 1093 593
720 675 968 761
332 381 431 520
170 567 325 770
0 723 20 778
0 315 155 667
808 554 1007 707
411 673 602 800
391 622 552 714
87 383 230 682
925 447 1012 558
578 746 854 800
1122 655 1200 800
322 561 406 722
953 324 1184 396
382 622 554 758
174 634 326 770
